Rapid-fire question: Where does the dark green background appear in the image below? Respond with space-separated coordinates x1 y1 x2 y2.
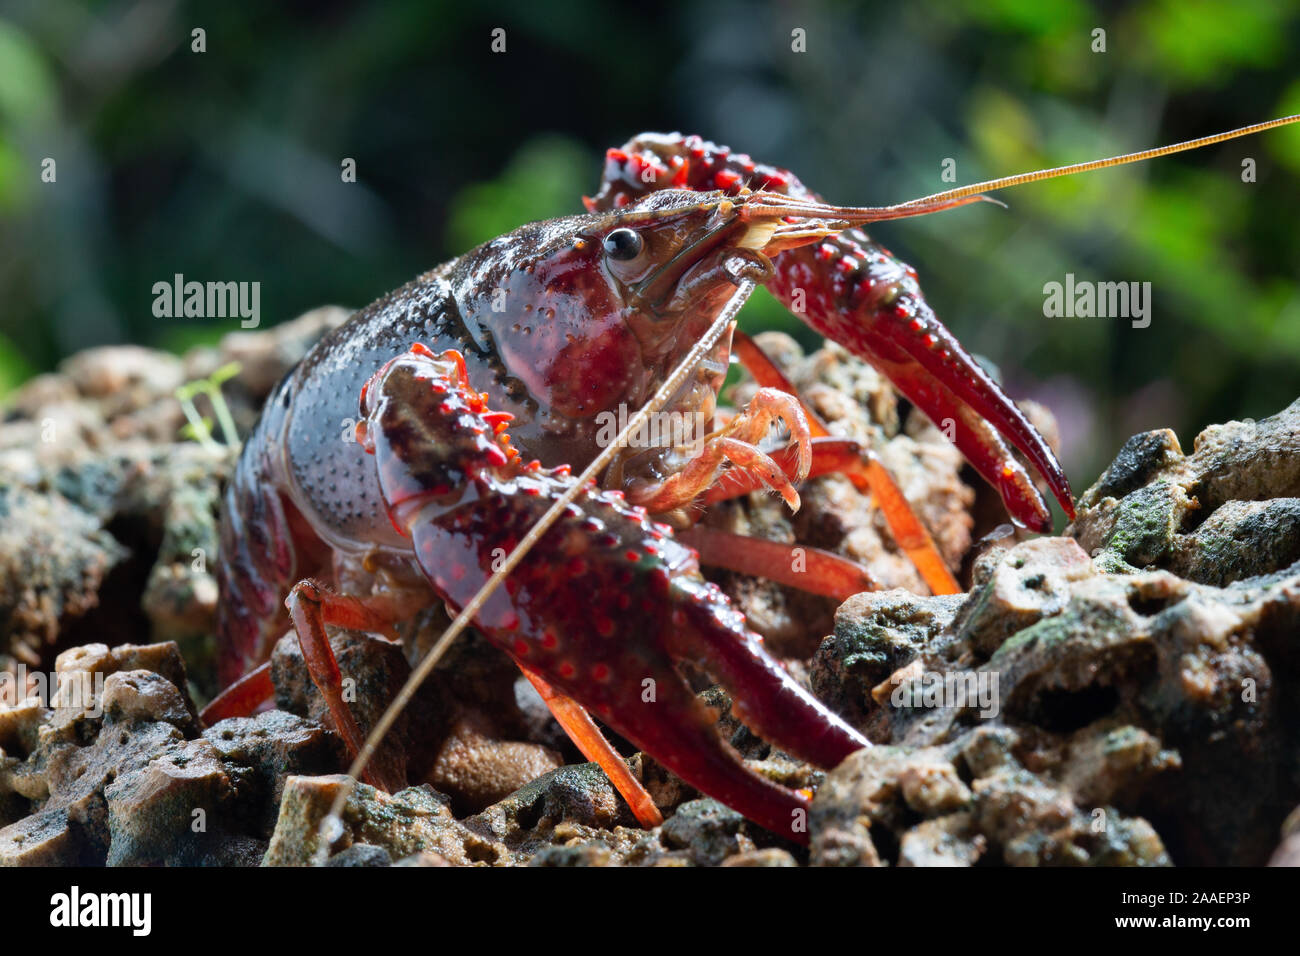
2 0 1298 488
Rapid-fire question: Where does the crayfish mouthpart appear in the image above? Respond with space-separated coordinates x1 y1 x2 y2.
735 219 780 251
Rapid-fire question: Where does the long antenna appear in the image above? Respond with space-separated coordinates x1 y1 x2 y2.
896 114 1300 208
313 277 758 861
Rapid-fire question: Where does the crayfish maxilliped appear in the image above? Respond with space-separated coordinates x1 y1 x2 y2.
203 117 1299 845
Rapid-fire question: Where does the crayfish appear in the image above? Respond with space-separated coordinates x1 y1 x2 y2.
203 116 1298 847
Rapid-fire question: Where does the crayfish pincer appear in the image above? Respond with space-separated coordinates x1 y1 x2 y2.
354 343 867 839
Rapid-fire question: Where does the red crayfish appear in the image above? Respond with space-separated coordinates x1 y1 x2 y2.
203 116 1299 846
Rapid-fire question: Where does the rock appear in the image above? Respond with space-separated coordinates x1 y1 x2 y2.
61 346 185 410
104 739 238 865
1059 723 1180 807
393 850 454 866
0 640 304 866
326 843 393 867
41 643 197 742
1071 400 1300 582
973 768 1170 866
659 799 757 866
809 526 1300 865
1269 833 1300 867
470 762 642 841
957 725 1020 778
264 775 505 866
216 306 350 397
810 746 967 867
951 537 1096 658
0 697 45 757
528 842 616 867
1269 806 1300 867
1168 498 1300 586
0 487 128 667
720 847 799 867
898 814 985 867
102 670 196 731
0 308 343 677
811 742 1169 867
425 715 563 814
22 719 186 863
0 807 95 866
811 589 964 730
204 711 343 835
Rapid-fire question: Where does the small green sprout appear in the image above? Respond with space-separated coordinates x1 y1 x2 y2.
176 361 242 451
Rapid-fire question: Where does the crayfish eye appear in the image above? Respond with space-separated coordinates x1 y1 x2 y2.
602 227 643 261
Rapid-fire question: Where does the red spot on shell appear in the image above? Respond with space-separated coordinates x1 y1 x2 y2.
558 661 576 679
512 639 529 656
714 169 741 190
591 664 610 682
541 631 558 649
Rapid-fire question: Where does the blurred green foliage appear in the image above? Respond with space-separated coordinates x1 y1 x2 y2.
0 0 1297 496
